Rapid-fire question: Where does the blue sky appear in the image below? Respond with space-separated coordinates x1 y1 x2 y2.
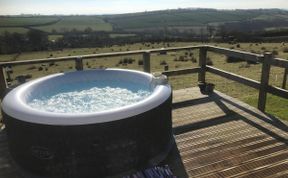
0 0 287 15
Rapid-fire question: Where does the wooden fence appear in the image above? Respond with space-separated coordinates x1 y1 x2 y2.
0 45 287 112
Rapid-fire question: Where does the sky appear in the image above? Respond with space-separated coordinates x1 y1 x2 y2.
0 0 288 15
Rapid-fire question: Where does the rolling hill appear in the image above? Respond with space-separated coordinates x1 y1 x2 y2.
105 9 288 32
0 8 288 35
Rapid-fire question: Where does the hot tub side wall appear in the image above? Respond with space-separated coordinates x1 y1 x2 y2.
3 94 172 178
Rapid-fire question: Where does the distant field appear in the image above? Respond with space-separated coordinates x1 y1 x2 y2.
48 35 63 41
0 9 288 35
105 9 288 30
253 14 288 21
0 27 28 34
0 16 60 34
32 16 113 33
109 33 136 38
0 16 60 27
0 16 112 34
0 42 287 121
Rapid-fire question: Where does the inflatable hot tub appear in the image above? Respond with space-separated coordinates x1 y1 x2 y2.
2 69 173 177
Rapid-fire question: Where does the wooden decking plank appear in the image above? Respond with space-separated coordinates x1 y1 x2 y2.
232 160 288 178
180 139 278 169
180 137 279 162
172 96 226 127
196 152 288 178
183 141 285 167
176 124 254 147
175 120 249 143
267 170 288 178
177 129 275 154
176 122 286 154
185 144 287 177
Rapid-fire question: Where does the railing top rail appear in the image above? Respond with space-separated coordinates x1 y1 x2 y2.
205 45 264 63
272 58 288 68
205 45 264 58
0 45 287 68
206 45 288 68
0 45 201 67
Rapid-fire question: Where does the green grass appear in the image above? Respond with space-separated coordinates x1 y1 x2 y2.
0 27 29 34
48 35 63 41
0 16 113 35
109 34 136 38
244 94 288 120
0 16 60 27
1 9 288 35
0 42 287 121
32 16 113 33
106 9 288 30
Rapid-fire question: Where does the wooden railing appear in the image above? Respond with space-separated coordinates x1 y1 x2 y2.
0 45 287 113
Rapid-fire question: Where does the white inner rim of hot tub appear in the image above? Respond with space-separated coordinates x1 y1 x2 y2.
2 69 171 125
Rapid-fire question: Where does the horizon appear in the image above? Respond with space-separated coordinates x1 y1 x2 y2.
2 8 288 16
0 0 288 15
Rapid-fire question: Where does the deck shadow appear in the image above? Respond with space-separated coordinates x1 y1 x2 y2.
162 141 189 178
172 91 288 145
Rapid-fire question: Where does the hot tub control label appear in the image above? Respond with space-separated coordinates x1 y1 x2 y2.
31 146 54 160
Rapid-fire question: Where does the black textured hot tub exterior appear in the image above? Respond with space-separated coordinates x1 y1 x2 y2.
3 94 173 178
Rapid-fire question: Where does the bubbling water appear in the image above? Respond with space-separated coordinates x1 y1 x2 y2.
28 80 152 113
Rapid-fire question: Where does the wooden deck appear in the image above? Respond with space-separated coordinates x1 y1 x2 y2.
0 87 288 178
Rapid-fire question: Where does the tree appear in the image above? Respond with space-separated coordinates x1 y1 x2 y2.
0 31 26 54
84 27 93 33
27 30 48 51
207 25 216 39
218 25 228 41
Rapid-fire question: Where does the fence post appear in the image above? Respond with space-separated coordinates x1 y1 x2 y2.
0 66 7 99
258 53 272 112
75 57 83 71
143 51 151 73
282 68 287 89
198 47 207 83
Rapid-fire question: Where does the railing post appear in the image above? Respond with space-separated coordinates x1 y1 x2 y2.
0 66 7 99
75 57 83 71
282 68 287 89
143 51 151 73
198 47 207 83
258 53 272 112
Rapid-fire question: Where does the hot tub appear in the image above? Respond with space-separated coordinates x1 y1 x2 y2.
2 69 173 177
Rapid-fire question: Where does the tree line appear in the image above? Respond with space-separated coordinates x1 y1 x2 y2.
1 26 287 54
0 30 48 54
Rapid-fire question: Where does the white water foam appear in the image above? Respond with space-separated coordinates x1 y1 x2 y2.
28 81 152 113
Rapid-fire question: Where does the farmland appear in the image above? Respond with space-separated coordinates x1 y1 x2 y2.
0 16 60 27
105 9 274 30
32 16 113 33
0 16 60 34
0 9 288 35
101 9 288 32
0 42 287 121
0 27 28 34
0 16 112 35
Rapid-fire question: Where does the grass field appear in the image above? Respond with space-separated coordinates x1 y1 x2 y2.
0 42 287 122
32 16 113 33
48 35 64 41
1 9 288 35
109 33 136 38
0 16 59 27
0 16 112 34
105 9 288 30
0 27 29 34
